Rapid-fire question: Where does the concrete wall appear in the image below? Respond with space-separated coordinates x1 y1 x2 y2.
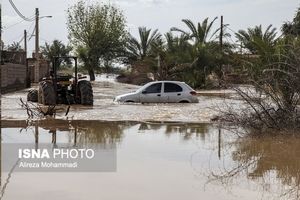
38 60 50 82
1 63 27 93
28 59 50 83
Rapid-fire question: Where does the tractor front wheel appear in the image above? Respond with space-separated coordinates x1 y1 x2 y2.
38 81 56 105
27 89 38 102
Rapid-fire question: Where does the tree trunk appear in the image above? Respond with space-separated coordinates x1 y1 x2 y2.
88 69 95 81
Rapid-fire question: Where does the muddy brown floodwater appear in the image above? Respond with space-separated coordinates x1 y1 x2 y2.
1 75 240 122
0 119 300 200
1 76 298 199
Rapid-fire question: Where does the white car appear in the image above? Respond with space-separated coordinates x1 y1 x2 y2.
115 81 199 103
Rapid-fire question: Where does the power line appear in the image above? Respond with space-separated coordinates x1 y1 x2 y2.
8 0 34 22
4 31 23 47
28 26 36 41
17 35 24 44
226 26 239 35
5 20 34 45
10 32 23 42
40 37 50 43
3 19 25 30
3 15 34 30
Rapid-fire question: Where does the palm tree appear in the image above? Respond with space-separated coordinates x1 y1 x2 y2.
235 25 278 80
281 22 294 36
170 18 225 88
152 32 193 80
126 27 161 61
171 17 219 46
165 32 191 54
41 40 72 66
281 7 300 36
7 42 23 52
235 25 277 54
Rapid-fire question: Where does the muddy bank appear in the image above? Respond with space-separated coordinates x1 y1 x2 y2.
1 76 241 122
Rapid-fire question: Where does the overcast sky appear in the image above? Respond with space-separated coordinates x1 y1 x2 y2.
1 0 299 55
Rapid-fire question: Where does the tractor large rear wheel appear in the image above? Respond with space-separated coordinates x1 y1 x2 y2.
38 81 56 105
78 80 93 105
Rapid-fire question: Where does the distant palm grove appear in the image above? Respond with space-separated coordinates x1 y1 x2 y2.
33 1 300 91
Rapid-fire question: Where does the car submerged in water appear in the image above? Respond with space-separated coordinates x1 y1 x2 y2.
114 81 199 103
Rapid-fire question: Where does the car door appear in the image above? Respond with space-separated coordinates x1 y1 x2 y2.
140 83 162 103
162 82 184 103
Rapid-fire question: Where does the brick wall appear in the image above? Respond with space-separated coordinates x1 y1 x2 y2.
1 63 27 93
2 51 26 65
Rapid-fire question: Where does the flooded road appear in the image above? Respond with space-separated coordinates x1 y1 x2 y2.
1 120 299 200
1 75 240 122
1 76 297 199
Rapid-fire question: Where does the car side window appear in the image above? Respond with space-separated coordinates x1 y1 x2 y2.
164 83 183 93
145 83 162 94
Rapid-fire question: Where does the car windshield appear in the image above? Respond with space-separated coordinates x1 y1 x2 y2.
136 82 153 93
144 83 162 93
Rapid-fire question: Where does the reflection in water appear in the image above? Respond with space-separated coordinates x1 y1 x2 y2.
235 136 300 199
165 123 209 141
140 122 210 141
2 120 211 146
209 135 300 199
2 120 134 146
1 120 300 199
70 121 126 145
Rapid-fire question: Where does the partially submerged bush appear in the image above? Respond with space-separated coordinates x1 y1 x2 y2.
220 39 300 132
20 98 70 118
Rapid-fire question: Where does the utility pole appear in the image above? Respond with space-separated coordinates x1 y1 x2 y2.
24 29 31 88
24 30 27 55
0 4 2 64
0 3 2 187
35 8 39 59
34 8 39 83
219 15 224 85
33 8 52 82
220 15 223 50
0 4 2 53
